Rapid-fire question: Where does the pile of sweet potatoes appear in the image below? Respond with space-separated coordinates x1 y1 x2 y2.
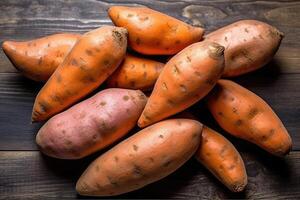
2 5 292 196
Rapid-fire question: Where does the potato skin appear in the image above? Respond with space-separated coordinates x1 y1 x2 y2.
2 33 80 81
108 6 204 55
205 20 283 77
106 54 164 91
206 80 292 156
36 88 147 159
32 26 127 122
138 41 224 128
195 126 247 192
76 119 203 196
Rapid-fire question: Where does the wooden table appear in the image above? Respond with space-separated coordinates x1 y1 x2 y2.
0 0 299 199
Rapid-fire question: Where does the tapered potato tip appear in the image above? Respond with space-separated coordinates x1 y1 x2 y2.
208 42 225 59
2 41 17 56
231 179 248 192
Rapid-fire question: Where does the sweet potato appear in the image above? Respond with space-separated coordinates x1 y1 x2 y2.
195 126 247 192
138 41 224 128
205 20 283 77
108 6 204 55
2 33 80 81
36 88 147 159
106 54 164 91
32 26 127 122
206 80 292 156
76 119 203 196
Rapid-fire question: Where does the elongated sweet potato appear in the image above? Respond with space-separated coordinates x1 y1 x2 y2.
195 126 247 192
36 88 147 159
138 41 224 128
76 119 203 196
32 26 127 122
108 6 204 55
106 54 164 91
205 20 283 77
2 33 80 81
206 80 292 156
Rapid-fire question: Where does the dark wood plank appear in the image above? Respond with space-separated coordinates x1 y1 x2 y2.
0 151 299 199
1 64 299 150
0 0 299 73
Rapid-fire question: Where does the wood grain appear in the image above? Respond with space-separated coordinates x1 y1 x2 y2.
0 151 299 199
0 0 299 73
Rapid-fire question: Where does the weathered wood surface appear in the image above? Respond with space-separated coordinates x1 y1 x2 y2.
0 0 299 199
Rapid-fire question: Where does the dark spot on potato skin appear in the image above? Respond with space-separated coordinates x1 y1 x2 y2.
162 82 168 91
175 40 181 44
167 99 175 106
107 176 118 187
112 30 124 46
220 144 228 157
100 101 106 106
38 101 50 113
132 164 143 176
262 129 276 142
133 144 139 151
114 156 119 162
38 57 43 65
123 95 129 101
218 111 224 117
85 49 93 56
127 13 133 17
173 64 180 74
95 165 100 171
143 71 147 78
139 16 149 21
228 164 235 170
136 37 141 45
186 56 192 62
159 134 164 138
70 59 79 66
244 28 249 33
81 75 96 83
179 84 187 93
232 107 238 113
235 119 243 126
259 34 263 39
163 159 172 167
148 157 155 162
224 36 228 42
205 79 215 85
248 108 259 119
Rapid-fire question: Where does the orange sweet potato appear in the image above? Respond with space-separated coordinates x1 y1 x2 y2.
206 80 292 156
108 6 204 55
205 20 283 77
106 54 164 91
2 33 80 81
195 126 247 192
76 119 203 196
32 26 127 122
138 41 224 128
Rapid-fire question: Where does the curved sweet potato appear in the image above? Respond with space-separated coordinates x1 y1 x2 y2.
108 6 204 55
106 54 164 91
32 26 127 122
76 119 203 196
206 80 292 156
205 20 283 77
2 33 80 81
138 41 224 127
195 126 247 192
36 88 147 159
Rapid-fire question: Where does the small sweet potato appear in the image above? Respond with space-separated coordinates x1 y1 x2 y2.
32 26 127 122
206 80 292 156
205 20 283 77
76 119 203 196
138 41 224 128
195 126 247 192
106 54 164 91
36 88 147 159
2 33 80 81
108 6 204 55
